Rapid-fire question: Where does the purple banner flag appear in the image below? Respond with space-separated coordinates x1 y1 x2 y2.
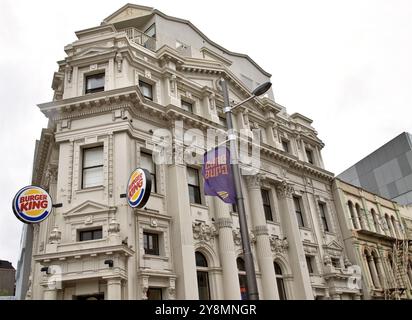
202 146 236 204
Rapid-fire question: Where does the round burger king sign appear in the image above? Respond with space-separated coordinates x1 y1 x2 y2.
12 186 53 224
127 168 151 209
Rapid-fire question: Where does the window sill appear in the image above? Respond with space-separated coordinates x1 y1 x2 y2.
324 231 336 236
77 238 104 244
190 203 208 210
143 254 169 261
266 221 280 226
299 226 312 232
76 186 105 193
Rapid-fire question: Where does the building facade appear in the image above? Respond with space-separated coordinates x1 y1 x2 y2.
333 179 412 300
338 132 412 205
23 4 361 300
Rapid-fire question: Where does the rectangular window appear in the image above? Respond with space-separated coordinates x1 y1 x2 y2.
82 146 104 189
181 100 193 113
139 80 153 100
282 139 290 153
187 167 201 204
306 256 314 274
147 288 162 300
79 228 103 242
141 152 157 193
306 149 314 165
318 202 330 232
85 73 105 94
261 189 273 221
143 232 159 255
293 196 305 227
232 204 237 213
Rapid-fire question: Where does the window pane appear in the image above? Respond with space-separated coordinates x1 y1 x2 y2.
86 74 105 93
282 140 289 153
93 229 102 240
306 256 314 274
196 252 208 267
187 168 199 186
277 278 287 300
189 185 201 204
261 189 270 205
144 232 159 255
238 274 248 300
197 271 210 300
306 149 314 164
141 152 155 173
83 147 103 167
80 231 92 241
181 100 193 113
83 167 103 188
139 81 153 100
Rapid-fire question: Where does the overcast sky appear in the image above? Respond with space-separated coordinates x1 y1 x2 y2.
1 0 411 268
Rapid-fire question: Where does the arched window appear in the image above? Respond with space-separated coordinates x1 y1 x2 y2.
237 257 247 300
355 203 365 229
274 262 287 300
348 201 359 229
195 252 210 300
387 254 397 287
371 209 380 233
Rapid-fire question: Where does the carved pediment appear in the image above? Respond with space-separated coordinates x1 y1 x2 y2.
64 200 116 217
103 4 153 24
75 46 115 59
323 240 343 252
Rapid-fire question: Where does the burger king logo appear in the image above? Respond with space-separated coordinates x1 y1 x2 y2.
12 186 53 224
127 168 151 209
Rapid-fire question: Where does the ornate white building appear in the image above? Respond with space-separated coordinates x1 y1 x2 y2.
25 3 361 300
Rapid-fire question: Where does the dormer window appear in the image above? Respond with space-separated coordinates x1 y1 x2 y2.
85 73 105 94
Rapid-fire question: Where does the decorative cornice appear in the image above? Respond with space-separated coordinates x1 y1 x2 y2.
254 225 269 236
276 180 294 199
216 218 233 229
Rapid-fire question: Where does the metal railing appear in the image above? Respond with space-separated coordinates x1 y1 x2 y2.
122 27 156 52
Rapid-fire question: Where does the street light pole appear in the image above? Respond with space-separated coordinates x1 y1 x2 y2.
220 78 271 300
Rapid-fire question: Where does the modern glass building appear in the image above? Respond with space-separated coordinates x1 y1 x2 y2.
338 132 412 205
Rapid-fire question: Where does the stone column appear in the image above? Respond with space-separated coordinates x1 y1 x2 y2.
214 198 241 299
245 175 278 300
107 278 122 300
367 256 381 288
167 160 198 299
276 181 313 299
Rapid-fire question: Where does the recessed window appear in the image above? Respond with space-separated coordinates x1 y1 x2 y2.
147 288 162 300
274 262 287 300
196 252 210 300
85 73 105 94
79 228 103 242
306 256 315 274
181 100 193 113
187 167 201 204
331 258 341 268
261 189 273 221
305 149 314 165
141 152 157 193
318 202 330 232
281 139 290 153
143 232 159 255
82 146 104 189
293 196 305 228
139 80 153 100
232 204 237 213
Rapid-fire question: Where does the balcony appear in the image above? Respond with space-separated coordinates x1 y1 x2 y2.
122 27 156 52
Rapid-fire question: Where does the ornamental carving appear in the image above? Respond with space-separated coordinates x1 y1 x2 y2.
49 226 61 244
270 235 289 253
192 221 216 243
245 174 263 189
232 229 241 246
276 180 294 199
108 217 120 234
115 52 123 72
216 218 233 229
